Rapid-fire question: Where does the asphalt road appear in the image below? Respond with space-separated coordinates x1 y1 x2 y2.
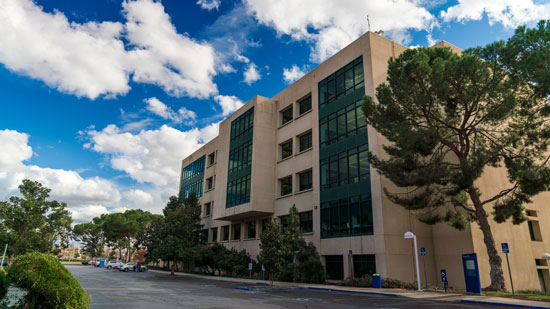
67 265 507 309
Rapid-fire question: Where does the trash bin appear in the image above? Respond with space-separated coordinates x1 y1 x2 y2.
372 274 381 288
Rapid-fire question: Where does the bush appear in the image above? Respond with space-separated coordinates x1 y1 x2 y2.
340 275 417 290
9 252 90 308
0 268 8 299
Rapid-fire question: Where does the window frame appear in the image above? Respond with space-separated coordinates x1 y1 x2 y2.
298 169 313 192
281 106 293 126
208 152 216 166
280 139 293 160
206 176 214 190
298 131 312 152
232 223 241 240
298 95 312 115
222 225 230 241
247 221 256 239
280 176 293 196
204 202 212 217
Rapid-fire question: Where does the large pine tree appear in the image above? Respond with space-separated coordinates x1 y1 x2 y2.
363 21 550 291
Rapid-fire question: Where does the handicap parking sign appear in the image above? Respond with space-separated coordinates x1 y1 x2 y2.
501 243 509 253
420 247 426 256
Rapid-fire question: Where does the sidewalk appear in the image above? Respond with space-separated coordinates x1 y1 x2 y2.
149 269 550 308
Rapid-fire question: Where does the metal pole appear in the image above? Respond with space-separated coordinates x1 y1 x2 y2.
506 253 515 297
423 255 428 290
0 244 7 268
413 236 421 291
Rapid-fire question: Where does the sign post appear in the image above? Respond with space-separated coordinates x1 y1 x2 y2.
440 269 448 293
349 250 353 278
501 243 514 297
248 262 253 279
420 247 427 290
0 244 7 268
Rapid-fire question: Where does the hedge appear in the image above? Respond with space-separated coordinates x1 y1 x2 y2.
0 268 8 299
9 252 90 308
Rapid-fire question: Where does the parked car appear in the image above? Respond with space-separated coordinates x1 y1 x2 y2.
81 260 93 265
119 262 147 272
1 259 9 267
105 260 124 270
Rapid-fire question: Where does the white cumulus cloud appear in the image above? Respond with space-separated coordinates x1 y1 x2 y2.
144 97 197 125
283 65 307 84
0 0 218 100
244 0 435 62
123 189 153 204
243 63 260 85
214 95 245 116
441 0 550 28
0 129 121 223
83 123 219 186
197 0 221 11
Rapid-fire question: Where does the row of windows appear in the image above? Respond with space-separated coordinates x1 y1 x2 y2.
321 194 373 238
181 155 205 182
319 100 366 148
228 140 252 173
320 144 369 190
226 174 251 207
180 179 203 199
204 213 314 243
279 211 313 233
318 56 364 108
325 254 376 280
280 170 313 196
280 95 312 126
230 107 254 141
279 131 313 160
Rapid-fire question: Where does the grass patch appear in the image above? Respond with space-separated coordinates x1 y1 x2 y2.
484 291 550 302
60 261 84 265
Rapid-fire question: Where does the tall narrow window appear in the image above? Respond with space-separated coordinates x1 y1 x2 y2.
298 95 312 115
211 227 218 242
206 177 214 190
204 202 211 216
299 131 312 152
247 221 256 239
281 107 293 125
299 170 313 191
232 223 241 240
299 211 313 233
222 226 229 241
281 140 293 159
280 176 292 196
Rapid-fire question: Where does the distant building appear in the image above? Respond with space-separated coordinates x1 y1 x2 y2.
179 31 550 292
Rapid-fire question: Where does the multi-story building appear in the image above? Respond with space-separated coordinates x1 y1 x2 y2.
179 31 550 292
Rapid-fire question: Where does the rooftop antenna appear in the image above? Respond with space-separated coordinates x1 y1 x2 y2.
367 15 371 32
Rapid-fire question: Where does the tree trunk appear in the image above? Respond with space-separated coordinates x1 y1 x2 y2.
468 186 506 291
171 257 176 276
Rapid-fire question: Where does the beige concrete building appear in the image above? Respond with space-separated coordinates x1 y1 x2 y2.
179 31 550 292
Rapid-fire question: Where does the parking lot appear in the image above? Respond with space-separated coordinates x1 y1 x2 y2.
67 265 510 309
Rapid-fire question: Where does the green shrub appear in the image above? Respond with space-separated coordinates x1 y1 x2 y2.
340 275 417 290
9 252 90 308
0 268 8 299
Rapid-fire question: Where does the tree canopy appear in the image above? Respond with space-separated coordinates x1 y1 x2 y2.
363 21 550 291
0 179 73 257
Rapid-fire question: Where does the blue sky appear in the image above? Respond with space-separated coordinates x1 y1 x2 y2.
0 0 549 222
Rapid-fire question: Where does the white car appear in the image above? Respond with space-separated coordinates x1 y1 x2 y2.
119 262 147 272
105 260 124 270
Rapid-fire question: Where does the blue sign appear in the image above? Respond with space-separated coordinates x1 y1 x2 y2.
501 243 509 254
420 247 426 256
293 253 297 263
440 269 447 283
462 253 482 294
349 250 353 257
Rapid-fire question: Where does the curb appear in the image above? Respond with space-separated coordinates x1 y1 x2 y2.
235 285 398 297
461 299 550 309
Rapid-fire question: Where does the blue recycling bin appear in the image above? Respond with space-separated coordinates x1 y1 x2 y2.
372 274 381 288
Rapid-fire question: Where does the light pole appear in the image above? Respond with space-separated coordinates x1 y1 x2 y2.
404 232 422 291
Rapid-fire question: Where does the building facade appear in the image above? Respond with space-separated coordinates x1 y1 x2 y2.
179 32 550 292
